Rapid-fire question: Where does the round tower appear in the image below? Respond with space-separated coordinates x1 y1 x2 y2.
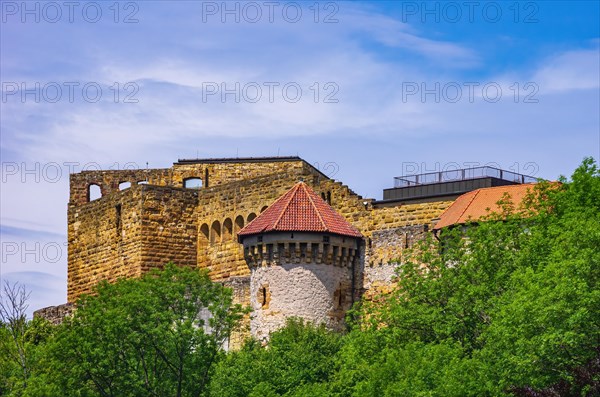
237 182 363 341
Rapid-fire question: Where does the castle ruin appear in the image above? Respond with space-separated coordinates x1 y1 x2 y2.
36 156 536 343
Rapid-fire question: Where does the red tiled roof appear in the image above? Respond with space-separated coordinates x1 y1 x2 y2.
238 182 363 238
433 183 537 230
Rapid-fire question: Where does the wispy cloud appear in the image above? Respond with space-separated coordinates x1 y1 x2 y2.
532 45 600 92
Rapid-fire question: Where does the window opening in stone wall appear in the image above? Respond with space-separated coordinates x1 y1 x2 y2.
247 213 257 223
88 184 102 201
204 169 209 188
404 232 410 249
184 177 202 189
119 181 131 190
321 192 326 201
115 204 122 237
267 244 273 261
258 285 270 308
260 206 268 213
323 235 330 243
327 191 332 205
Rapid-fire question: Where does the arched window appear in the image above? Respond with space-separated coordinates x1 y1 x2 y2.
200 223 209 241
88 184 102 201
184 177 202 189
260 206 268 213
326 191 332 205
235 215 244 232
199 223 210 251
210 221 221 244
223 218 233 240
247 213 257 223
119 181 131 190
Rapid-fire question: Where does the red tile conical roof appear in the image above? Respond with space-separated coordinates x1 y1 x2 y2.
238 182 362 239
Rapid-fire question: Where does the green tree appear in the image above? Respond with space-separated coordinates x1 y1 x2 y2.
479 158 600 394
334 158 599 396
0 281 32 395
210 318 342 397
0 282 55 397
5 159 598 397
43 263 245 397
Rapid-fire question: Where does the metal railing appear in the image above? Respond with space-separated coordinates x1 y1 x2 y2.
394 166 537 188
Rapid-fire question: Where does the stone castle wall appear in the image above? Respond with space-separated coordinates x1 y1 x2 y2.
68 186 144 302
69 168 172 205
33 303 74 325
138 185 198 272
69 159 308 205
68 184 198 301
240 232 360 340
174 159 307 188
66 158 452 339
67 158 311 301
250 263 353 341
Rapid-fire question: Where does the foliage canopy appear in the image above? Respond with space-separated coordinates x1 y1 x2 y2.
1 158 598 396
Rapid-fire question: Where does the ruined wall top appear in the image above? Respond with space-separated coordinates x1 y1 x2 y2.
69 156 321 206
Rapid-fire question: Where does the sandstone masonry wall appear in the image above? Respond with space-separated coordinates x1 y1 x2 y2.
139 185 198 272
68 184 199 301
221 276 251 350
69 169 172 205
68 186 144 302
173 159 306 188
69 159 307 206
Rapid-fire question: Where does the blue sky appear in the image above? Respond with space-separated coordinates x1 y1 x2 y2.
1 0 599 315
